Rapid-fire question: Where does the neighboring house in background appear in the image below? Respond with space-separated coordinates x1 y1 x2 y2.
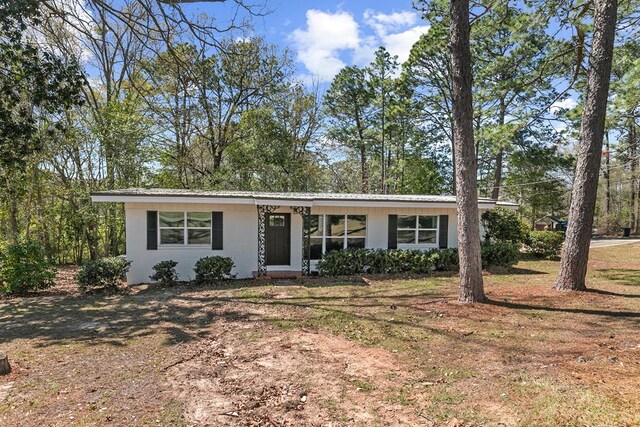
91 189 517 284
534 216 567 231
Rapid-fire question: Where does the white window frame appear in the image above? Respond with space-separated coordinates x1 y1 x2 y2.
158 211 212 247
397 215 439 248
309 214 367 260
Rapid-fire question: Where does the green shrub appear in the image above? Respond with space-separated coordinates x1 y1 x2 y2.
194 256 235 284
481 242 520 268
317 248 456 276
150 260 179 286
316 248 369 276
481 207 528 244
526 231 564 259
316 244 522 277
0 241 56 295
432 248 460 271
366 249 438 274
77 257 132 292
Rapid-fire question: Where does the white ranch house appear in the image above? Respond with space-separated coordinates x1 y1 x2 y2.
91 189 517 284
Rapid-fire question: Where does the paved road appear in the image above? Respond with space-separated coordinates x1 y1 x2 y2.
590 238 640 248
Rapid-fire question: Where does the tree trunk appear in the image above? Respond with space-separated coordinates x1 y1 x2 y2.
492 149 504 200
0 353 10 375
604 132 611 219
8 191 19 244
491 99 507 200
381 74 386 194
360 144 369 193
629 122 637 233
450 0 485 303
555 0 617 291
35 169 52 259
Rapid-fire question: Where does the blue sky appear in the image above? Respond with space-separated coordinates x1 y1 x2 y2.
185 0 428 83
178 0 577 134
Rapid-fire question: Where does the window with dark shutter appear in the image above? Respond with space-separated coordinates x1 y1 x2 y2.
147 211 158 250
212 212 223 250
388 215 398 249
439 215 449 249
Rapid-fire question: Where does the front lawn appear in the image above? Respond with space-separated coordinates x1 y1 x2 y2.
1 244 639 426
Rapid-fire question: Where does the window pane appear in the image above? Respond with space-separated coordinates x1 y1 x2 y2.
397 230 416 244
347 238 365 249
310 237 323 260
160 228 184 244
188 229 211 245
327 215 346 236
159 212 184 228
347 215 366 236
325 237 344 252
418 230 437 244
397 215 416 229
187 212 211 227
269 214 286 227
419 215 437 229
309 215 323 237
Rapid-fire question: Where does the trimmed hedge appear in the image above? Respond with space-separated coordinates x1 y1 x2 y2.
481 242 520 268
77 257 132 292
316 244 519 276
526 231 564 259
194 256 235 284
150 260 179 286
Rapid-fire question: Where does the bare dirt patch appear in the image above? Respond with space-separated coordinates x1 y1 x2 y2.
1 243 639 426
167 324 413 426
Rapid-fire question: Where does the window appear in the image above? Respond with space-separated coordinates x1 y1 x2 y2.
397 215 438 245
159 212 211 246
310 214 367 259
269 214 286 227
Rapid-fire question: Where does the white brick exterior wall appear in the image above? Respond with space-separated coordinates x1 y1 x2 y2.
124 202 484 284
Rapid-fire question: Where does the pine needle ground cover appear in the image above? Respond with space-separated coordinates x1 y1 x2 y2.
1 243 639 426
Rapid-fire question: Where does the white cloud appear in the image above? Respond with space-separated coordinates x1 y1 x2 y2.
363 10 428 64
363 10 417 36
550 98 578 114
290 9 360 80
290 8 429 82
381 25 429 64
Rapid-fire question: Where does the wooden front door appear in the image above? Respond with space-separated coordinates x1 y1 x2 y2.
266 213 291 265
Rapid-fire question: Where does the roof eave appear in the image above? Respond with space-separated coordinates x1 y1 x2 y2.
91 193 500 209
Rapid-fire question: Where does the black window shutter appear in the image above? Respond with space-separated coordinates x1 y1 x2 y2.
439 215 449 249
147 211 158 250
212 211 223 250
388 215 398 249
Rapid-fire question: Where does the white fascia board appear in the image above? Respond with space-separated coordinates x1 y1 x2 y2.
91 195 257 205
91 194 497 210
313 200 496 209
254 199 313 207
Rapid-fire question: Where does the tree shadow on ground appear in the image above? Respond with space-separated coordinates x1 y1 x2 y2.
594 269 640 286
486 266 549 275
586 288 640 299
0 278 403 349
4 270 639 358
487 298 640 318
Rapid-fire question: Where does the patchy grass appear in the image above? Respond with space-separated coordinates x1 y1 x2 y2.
1 244 640 426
